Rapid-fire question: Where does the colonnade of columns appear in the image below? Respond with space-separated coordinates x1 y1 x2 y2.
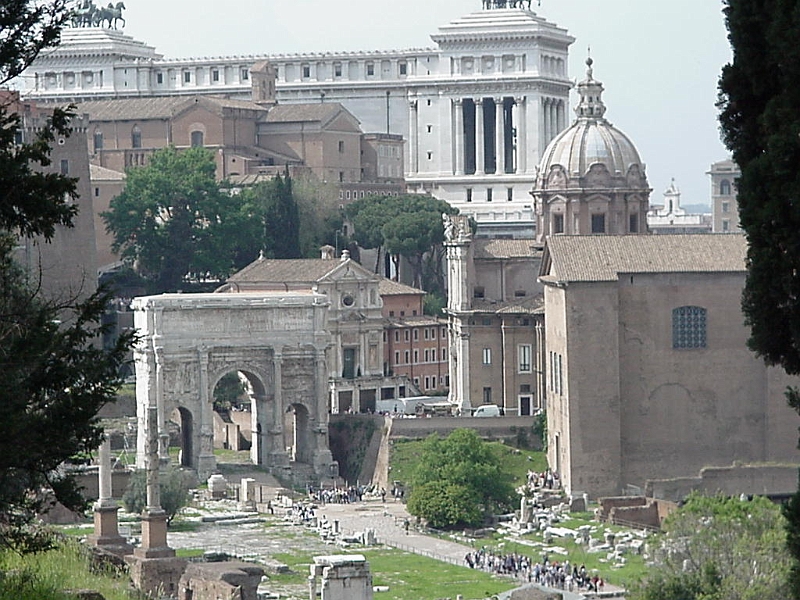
407 95 527 177
541 97 567 151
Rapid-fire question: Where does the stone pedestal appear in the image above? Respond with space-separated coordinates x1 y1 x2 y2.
127 554 187 599
310 555 373 600
88 504 132 556
136 510 174 559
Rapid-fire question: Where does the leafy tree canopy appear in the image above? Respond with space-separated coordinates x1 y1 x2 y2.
122 467 191 525
103 146 248 293
629 494 791 600
0 1 135 554
406 429 515 529
237 172 302 261
346 194 457 291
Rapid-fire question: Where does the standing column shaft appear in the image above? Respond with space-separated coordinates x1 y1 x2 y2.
515 97 526 174
408 99 418 174
97 436 113 506
475 98 485 175
495 97 505 175
454 98 464 176
273 352 283 455
145 406 161 511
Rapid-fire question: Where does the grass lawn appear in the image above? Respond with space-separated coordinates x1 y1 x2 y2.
272 547 516 600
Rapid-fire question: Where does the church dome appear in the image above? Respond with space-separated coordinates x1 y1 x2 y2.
537 58 646 183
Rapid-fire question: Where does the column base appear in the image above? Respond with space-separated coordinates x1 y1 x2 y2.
135 509 175 559
88 505 133 556
126 554 187 598
196 453 217 481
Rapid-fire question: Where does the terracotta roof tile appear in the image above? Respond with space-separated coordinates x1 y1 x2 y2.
378 279 425 296
544 234 747 282
474 238 543 260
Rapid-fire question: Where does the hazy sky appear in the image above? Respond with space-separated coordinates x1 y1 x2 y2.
122 0 732 207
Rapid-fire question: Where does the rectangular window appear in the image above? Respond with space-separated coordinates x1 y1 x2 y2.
413 349 419 362
431 348 436 361
483 387 492 405
241 68 249 80
722 201 730 213
94 187 99 197
183 71 191 83
156 72 163 84
404 350 410 363
424 329 429 340
473 286 485 299
442 348 447 361
441 327 447 338
394 331 399 342
413 329 419 341
424 376 430 390
553 213 564 234
629 213 639 233
482 348 492 365
339 171 344 183
334 63 342 77
431 328 436 340
507 187 514 201
366 63 375 76
466 188 473 202
518 344 532 373
487 188 493 202
394 351 400 364
404 330 409 341
338 140 345 153
302 65 310 78
212 69 219 82
424 349 430 362
60 159 69 175
672 306 707 349
399 62 407 76
722 219 730 232
591 213 606 233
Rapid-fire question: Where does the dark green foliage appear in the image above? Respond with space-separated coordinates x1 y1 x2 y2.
718 0 800 375
122 467 191 525
327 418 377 483
213 372 247 412
629 494 790 600
785 482 800 596
422 292 445 317
718 4 800 595
0 1 70 86
238 173 302 260
103 146 248 293
406 429 515 529
532 410 547 451
0 236 133 553
0 2 135 551
346 194 457 291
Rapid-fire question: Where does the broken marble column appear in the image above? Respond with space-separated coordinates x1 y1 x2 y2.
88 436 131 555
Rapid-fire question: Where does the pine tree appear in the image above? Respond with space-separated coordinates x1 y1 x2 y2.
718 2 800 596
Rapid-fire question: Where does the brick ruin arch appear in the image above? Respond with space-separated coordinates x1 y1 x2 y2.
131 293 337 483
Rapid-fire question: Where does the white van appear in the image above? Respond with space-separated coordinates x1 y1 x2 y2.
472 404 503 417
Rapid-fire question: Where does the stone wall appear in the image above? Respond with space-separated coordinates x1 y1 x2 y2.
646 463 800 502
178 561 264 600
389 415 540 445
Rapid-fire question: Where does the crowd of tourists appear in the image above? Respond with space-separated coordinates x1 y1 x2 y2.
463 550 604 592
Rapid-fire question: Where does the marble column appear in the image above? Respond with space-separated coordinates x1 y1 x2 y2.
269 351 288 466
453 98 464 176
153 346 169 463
495 97 505 175
408 99 418 174
549 99 558 145
196 349 215 478
475 98 485 176
89 436 131 555
514 97 526 174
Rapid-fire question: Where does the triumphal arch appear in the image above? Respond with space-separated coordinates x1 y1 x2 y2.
131 292 336 482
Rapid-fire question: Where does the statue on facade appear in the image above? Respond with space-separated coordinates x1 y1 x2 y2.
69 0 126 29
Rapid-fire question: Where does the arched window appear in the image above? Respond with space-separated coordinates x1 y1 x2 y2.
93 129 103 153
720 179 731 196
191 131 204 148
131 125 142 149
672 306 707 349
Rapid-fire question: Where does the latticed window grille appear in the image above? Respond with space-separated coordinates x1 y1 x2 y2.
672 306 707 349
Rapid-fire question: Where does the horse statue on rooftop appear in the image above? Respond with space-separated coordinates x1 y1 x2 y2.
70 0 97 27
93 1 126 29
482 0 536 8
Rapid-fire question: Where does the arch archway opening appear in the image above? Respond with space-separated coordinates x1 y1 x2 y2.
211 369 271 467
169 406 194 468
284 403 313 465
